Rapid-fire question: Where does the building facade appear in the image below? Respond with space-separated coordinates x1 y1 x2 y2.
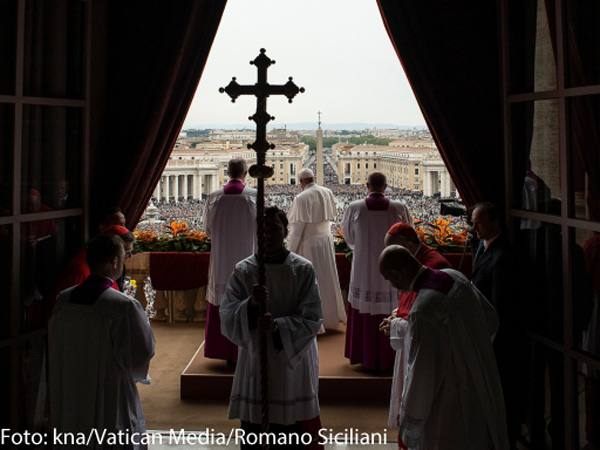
335 142 455 197
153 144 306 201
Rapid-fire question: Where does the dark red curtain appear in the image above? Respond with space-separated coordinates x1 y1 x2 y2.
563 1 600 221
90 0 227 230
376 1 504 208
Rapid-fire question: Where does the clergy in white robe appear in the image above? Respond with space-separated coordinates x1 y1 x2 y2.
341 172 413 370
49 234 155 450
220 207 323 431
381 222 452 429
203 158 257 362
386 316 410 429
379 246 509 450
287 168 345 331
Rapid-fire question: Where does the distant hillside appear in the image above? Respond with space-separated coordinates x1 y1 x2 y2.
184 123 428 131
281 123 427 131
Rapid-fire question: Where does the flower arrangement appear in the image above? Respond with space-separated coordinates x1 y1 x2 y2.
123 277 137 298
144 277 156 318
333 228 353 261
133 221 211 253
414 217 468 253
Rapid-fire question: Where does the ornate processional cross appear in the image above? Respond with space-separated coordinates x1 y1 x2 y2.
220 48 304 439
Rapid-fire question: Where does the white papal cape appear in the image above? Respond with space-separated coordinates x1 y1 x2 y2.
203 185 257 305
220 253 322 425
287 182 345 329
49 284 155 449
341 198 413 315
400 269 509 450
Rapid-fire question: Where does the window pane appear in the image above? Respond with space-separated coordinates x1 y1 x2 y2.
0 346 10 428
578 357 600 448
0 104 14 215
20 217 82 333
512 100 560 217
0 1 17 95
23 0 86 98
0 225 11 341
576 227 600 358
565 1 600 89
567 94 600 221
521 345 565 449
21 105 83 213
508 0 557 94
517 216 564 344
19 338 47 433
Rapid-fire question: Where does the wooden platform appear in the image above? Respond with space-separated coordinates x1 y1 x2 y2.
181 326 393 403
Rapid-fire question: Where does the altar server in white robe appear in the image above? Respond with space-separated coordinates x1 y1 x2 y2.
220 207 323 443
203 158 257 362
341 172 413 371
49 234 155 449
287 168 345 331
379 245 509 450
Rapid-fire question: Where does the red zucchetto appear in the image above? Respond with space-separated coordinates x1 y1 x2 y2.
103 225 130 237
387 222 417 238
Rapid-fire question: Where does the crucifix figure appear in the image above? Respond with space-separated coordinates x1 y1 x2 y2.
220 48 304 440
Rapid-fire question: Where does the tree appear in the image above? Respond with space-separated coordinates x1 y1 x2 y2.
301 136 317 150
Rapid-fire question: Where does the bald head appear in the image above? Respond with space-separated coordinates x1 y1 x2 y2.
99 207 126 232
367 172 387 193
379 245 423 292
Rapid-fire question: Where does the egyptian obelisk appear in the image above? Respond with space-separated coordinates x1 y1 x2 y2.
316 111 324 185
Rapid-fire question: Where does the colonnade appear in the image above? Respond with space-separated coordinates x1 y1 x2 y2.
422 169 455 198
153 172 219 201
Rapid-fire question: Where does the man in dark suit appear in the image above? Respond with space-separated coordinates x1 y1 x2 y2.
471 202 513 312
471 201 521 450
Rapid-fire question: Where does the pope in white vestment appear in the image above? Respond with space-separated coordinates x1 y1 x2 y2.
287 168 345 330
48 235 155 450
203 160 257 361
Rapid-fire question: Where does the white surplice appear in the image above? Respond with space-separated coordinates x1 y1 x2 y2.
203 186 257 305
48 286 155 449
388 316 410 429
220 253 323 425
287 182 345 329
341 198 413 315
400 269 509 450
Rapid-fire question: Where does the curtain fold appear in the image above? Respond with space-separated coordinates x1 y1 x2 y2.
90 0 227 230
376 1 504 208
564 1 600 221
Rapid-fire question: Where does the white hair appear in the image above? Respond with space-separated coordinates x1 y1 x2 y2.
299 168 314 180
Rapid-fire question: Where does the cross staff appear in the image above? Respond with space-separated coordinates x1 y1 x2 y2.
220 48 304 442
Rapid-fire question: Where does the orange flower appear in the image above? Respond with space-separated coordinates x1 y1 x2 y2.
134 230 157 242
414 217 467 250
166 220 189 237
188 230 208 241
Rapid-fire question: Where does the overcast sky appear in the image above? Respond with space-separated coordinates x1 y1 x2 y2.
182 0 426 130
